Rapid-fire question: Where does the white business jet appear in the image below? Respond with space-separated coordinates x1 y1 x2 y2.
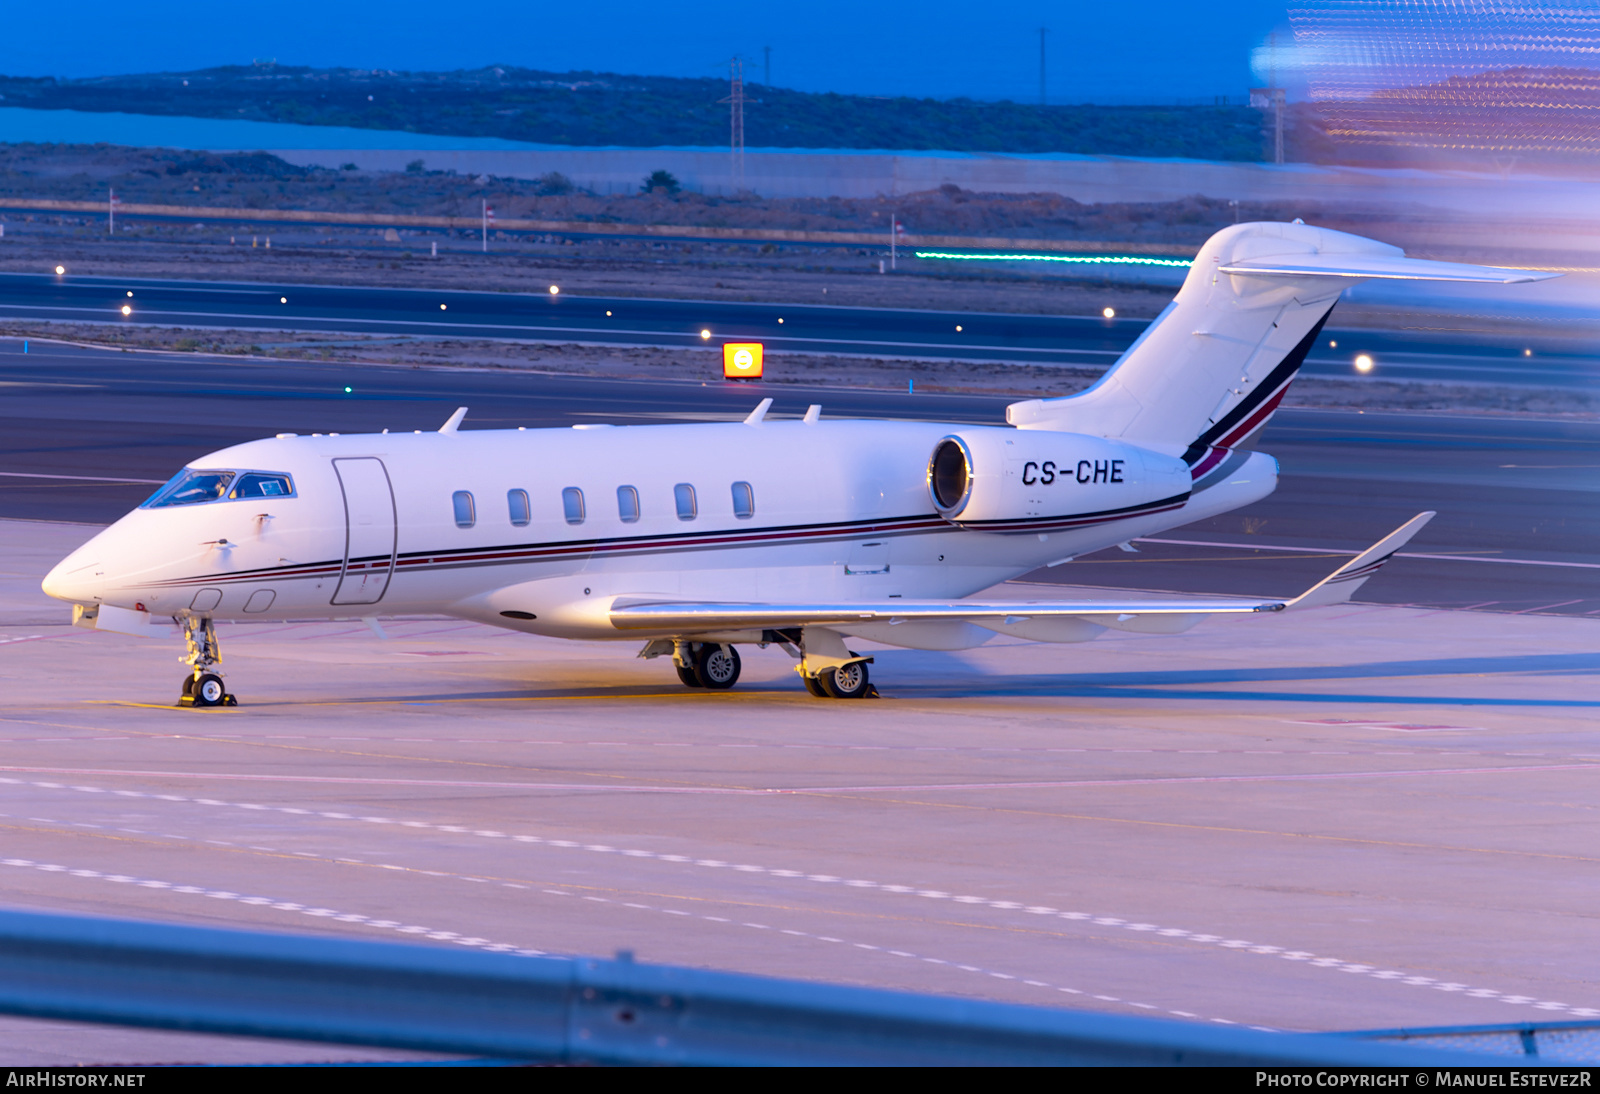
42 223 1552 705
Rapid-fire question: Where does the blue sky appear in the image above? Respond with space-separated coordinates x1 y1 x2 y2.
0 1 1292 103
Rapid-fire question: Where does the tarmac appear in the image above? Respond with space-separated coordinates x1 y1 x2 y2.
2 518 1599 1062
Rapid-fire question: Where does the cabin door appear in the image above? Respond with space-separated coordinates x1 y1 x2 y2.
330 457 397 605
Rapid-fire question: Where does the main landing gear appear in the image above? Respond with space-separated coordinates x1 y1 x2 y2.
672 641 743 690
177 615 236 708
643 629 879 699
794 626 878 700
805 659 875 700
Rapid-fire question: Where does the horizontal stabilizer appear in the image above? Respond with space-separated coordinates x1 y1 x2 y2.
1218 255 1555 284
1286 512 1436 611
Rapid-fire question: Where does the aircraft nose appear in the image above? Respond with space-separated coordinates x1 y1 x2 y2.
41 555 101 604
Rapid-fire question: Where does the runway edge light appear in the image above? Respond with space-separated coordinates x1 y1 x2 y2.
723 342 764 381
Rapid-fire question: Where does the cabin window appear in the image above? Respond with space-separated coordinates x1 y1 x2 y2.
562 487 586 525
731 481 754 519
507 489 530 527
617 485 640 523
452 490 476 528
674 483 697 521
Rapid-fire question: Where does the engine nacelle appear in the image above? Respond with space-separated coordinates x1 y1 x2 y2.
926 427 1191 532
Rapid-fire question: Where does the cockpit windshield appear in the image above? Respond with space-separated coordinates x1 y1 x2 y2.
142 470 235 509
140 469 295 509
230 472 293 499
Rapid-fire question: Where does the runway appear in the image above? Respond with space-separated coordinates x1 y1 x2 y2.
2 271 1596 386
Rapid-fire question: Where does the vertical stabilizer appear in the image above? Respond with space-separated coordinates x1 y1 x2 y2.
1006 223 1551 481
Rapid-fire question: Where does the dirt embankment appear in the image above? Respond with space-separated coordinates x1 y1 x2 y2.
0 141 1473 252
0 143 1287 241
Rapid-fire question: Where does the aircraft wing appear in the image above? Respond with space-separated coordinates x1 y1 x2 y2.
607 512 1435 633
608 596 1279 631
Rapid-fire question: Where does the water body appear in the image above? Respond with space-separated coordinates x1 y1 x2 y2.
0 105 1244 162
0 106 551 152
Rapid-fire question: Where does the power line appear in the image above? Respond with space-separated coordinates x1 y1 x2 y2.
718 57 746 191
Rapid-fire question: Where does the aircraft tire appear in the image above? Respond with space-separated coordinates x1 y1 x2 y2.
181 674 195 697
694 644 741 690
192 673 228 707
820 661 870 699
802 674 829 697
675 663 703 688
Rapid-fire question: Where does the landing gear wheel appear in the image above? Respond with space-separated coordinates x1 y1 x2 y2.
191 673 228 707
675 663 703 688
802 674 829 698
820 660 871 699
694 644 741 690
181 674 195 697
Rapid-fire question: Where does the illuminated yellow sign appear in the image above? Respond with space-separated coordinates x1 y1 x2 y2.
723 342 764 380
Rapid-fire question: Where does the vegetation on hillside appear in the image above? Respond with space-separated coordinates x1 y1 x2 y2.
0 65 1269 160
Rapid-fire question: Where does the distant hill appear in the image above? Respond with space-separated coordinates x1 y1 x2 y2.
0 64 1267 160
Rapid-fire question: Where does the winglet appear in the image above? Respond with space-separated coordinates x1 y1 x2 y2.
439 407 468 433
744 398 774 426
1286 512 1435 610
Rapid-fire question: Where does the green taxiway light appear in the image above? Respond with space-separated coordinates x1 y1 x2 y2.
913 251 1192 268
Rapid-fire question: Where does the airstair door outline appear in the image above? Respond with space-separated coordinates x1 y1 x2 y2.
330 457 397 605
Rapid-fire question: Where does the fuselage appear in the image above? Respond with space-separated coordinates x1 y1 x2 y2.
41 418 1277 645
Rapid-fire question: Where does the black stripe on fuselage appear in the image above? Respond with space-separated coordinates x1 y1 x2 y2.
952 491 1190 533
147 495 1185 588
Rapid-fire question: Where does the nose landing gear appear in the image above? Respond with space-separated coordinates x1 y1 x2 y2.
177 616 237 708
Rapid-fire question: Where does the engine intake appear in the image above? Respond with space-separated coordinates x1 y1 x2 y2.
929 437 973 515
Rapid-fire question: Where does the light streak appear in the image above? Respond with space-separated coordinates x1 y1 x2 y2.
914 251 1191 268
